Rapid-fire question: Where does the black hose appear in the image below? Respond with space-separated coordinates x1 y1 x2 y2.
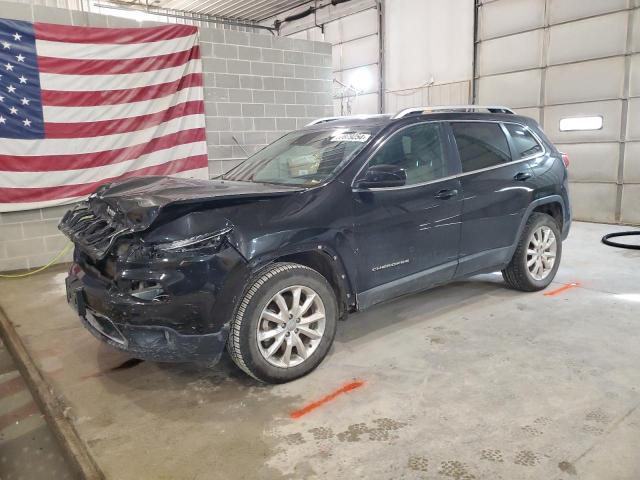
601 231 640 250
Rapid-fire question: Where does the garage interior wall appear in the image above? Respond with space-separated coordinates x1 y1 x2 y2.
475 0 640 225
267 0 474 115
0 1 332 272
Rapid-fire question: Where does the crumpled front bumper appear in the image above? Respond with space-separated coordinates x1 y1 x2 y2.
66 274 229 362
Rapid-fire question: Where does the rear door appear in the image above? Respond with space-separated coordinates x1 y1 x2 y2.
450 121 537 276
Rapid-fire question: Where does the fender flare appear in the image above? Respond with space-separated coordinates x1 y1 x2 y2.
507 195 568 259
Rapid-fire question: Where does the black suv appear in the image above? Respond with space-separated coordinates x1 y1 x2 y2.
61 106 571 383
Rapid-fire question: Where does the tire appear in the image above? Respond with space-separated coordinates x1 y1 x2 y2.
227 262 338 383
502 213 562 292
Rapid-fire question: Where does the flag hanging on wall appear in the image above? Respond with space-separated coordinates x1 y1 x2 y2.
0 18 208 212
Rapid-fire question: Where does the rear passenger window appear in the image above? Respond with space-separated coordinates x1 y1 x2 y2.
451 122 511 173
368 123 450 185
504 123 543 159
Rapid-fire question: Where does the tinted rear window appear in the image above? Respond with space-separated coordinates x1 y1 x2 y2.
451 122 511 173
504 123 543 159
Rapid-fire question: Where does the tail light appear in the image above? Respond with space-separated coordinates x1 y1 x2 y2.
561 152 570 168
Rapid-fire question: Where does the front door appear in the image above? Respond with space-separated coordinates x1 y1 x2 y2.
351 121 463 307
449 121 537 276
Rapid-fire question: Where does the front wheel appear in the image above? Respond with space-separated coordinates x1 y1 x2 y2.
227 263 338 383
502 213 562 292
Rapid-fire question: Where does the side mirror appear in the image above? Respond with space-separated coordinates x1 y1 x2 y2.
354 164 407 189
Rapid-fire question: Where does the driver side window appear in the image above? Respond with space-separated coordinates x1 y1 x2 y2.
368 123 449 186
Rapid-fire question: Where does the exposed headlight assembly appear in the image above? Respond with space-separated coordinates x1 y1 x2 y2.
156 227 233 253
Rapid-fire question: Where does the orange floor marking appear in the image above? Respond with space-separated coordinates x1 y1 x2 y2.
289 380 365 419
544 282 580 296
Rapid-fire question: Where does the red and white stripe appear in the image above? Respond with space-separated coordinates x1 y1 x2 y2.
0 23 208 212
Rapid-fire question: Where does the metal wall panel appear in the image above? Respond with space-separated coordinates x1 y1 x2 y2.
335 64 379 96
623 141 640 183
335 92 379 115
627 97 640 141
544 100 623 143
324 8 378 44
332 34 378 72
630 54 640 97
477 30 543 76
569 183 618 223
385 0 473 92
633 9 640 52
544 57 626 105
513 107 542 123
548 0 628 25
477 69 542 108
385 81 471 113
620 185 640 224
547 12 628 65
555 142 620 182
478 0 544 40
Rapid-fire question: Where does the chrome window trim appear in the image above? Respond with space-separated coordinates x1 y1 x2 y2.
351 119 546 192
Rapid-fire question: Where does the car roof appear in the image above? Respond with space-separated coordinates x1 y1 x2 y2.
300 107 538 132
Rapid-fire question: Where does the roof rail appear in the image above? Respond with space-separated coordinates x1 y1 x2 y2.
393 105 515 119
306 114 389 126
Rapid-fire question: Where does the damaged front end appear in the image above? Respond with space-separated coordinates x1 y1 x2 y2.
59 198 250 363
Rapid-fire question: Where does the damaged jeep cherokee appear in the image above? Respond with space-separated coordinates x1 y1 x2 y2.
60 106 571 383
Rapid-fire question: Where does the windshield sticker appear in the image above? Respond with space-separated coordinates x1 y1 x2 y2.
331 133 371 142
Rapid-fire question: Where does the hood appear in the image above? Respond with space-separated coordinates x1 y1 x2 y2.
90 176 305 231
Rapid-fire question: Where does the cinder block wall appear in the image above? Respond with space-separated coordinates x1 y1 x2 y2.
0 1 333 272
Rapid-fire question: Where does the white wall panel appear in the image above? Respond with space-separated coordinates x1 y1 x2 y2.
627 97 640 141
477 30 543 76
547 12 628 65
513 107 542 123
478 0 544 40
324 7 378 44
630 54 640 98
544 100 623 143
385 81 470 113
548 0 628 25
621 185 640 224
555 142 620 182
569 182 618 223
385 0 473 92
335 64 379 96
632 9 640 53
337 92 379 115
623 141 640 182
332 34 378 72
545 57 626 105
477 69 541 108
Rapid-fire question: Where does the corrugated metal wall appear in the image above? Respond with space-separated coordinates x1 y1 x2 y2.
475 0 640 224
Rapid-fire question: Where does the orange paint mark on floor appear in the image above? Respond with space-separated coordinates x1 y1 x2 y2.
544 282 580 297
289 380 365 419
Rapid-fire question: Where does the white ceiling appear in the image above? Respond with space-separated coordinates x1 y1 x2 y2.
153 0 311 22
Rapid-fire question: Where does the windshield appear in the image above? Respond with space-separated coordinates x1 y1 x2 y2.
223 128 373 186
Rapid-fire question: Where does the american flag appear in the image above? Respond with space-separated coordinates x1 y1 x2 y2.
0 18 208 212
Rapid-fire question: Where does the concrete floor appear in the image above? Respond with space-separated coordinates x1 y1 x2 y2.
0 340 73 480
0 221 639 480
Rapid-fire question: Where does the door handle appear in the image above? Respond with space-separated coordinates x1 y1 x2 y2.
513 172 532 181
435 189 458 200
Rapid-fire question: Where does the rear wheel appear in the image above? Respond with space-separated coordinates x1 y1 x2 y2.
227 263 338 383
502 213 562 292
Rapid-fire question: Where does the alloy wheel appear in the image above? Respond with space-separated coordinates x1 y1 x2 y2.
527 226 557 281
256 285 326 368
